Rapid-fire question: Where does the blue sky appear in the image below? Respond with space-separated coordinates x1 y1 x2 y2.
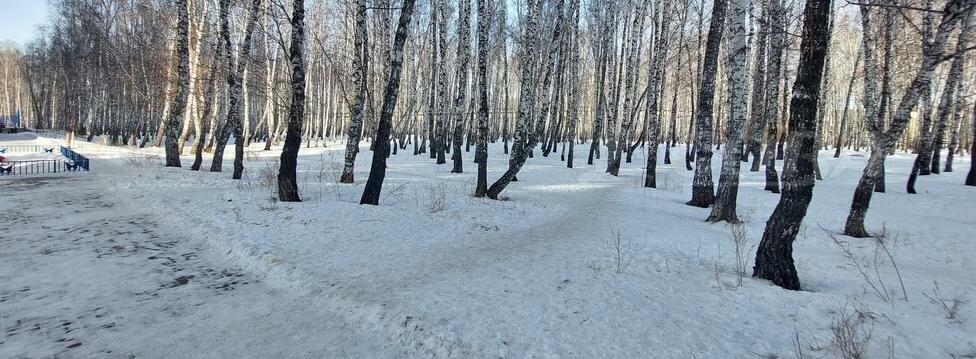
0 1 49 46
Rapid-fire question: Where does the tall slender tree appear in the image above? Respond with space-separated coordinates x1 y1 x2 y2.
340 0 369 183
707 0 748 222
746 0 768 170
485 0 543 199
191 36 223 171
687 0 727 208
210 0 261 177
361 0 418 205
643 0 673 187
760 0 786 193
278 0 307 201
967 98 976 186
844 0 972 238
451 0 472 173
164 0 191 167
474 0 490 197
753 0 831 291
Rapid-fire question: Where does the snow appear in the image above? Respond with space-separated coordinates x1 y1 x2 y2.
2 134 975 358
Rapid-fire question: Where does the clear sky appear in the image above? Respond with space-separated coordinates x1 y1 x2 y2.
0 1 49 47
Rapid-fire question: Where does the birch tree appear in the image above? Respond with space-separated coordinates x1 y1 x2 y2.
642 0 673 187
707 0 748 222
745 0 768 169
340 0 369 183
760 0 785 193
210 0 261 178
164 0 190 167
967 98 976 185
844 0 973 238
451 0 472 173
360 0 417 205
687 0 727 208
753 0 831 291
485 0 542 199
474 0 490 196
277 0 307 201
608 1 647 176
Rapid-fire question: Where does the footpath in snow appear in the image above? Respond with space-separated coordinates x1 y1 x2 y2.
0 157 407 357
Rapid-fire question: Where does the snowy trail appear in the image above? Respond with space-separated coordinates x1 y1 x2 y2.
0 175 406 358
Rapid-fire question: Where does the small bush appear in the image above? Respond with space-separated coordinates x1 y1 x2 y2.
923 281 967 321
822 224 907 302
830 304 877 359
422 184 448 213
606 226 633 274
729 223 749 287
122 153 161 168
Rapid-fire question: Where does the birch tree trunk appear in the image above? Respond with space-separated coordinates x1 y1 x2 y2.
278 0 307 202
643 0 673 187
164 0 191 167
746 0 768 170
872 7 895 193
686 0 727 208
707 0 748 222
485 0 542 199
967 98 976 186
844 0 971 238
451 0 472 173
931 42 970 176
833 49 860 159
434 0 449 165
944 103 963 172
760 0 785 193
753 0 831 291
588 0 614 165
340 0 369 183
360 0 417 205
474 0 490 197
565 0 582 169
609 2 647 176
191 38 222 171
210 0 260 178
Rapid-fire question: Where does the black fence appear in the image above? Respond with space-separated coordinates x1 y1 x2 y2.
60 146 90 171
0 146 91 176
0 160 81 175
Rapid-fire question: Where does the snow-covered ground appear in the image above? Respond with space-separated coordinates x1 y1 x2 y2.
2 133 975 358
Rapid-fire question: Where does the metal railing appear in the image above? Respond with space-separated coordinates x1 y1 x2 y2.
0 160 71 175
0 145 57 153
60 146 91 171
